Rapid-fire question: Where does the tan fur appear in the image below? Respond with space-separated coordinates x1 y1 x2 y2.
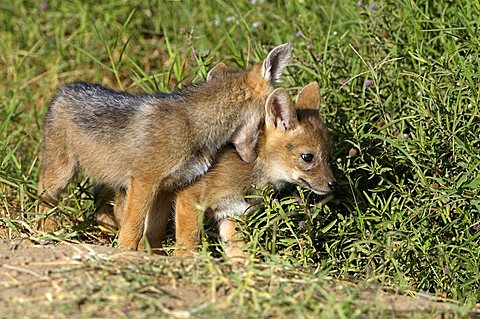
174 82 336 258
37 44 292 251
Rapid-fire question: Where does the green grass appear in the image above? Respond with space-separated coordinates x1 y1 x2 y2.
1 0 479 317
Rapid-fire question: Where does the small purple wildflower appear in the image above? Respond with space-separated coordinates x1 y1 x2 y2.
469 222 480 234
356 1 364 7
179 27 186 34
341 78 348 85
39 1 49 11
295 31 303 37
364 79 373 87
370 2 377 10
252 21 261 29
299 220 306 228
306 44 314 51
193 49 200 58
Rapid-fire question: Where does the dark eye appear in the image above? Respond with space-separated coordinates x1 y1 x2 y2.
301 153 314 162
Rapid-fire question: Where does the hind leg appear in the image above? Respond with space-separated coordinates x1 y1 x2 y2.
113 188 127 228
139 190 173 254
37 135 77 231
117 176 158 250
94 184 118 232
95 187 130 236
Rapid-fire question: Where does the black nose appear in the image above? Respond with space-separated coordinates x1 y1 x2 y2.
328 180 337 190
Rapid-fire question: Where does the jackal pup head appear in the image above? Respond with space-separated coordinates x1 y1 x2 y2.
206 43 292 163
262 82 336 195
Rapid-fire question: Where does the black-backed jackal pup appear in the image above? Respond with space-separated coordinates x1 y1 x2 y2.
174 82 336 258
37 44 292 251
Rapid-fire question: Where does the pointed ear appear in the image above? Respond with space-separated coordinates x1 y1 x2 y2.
261 43 292 83
265 88 298 131
207 63 230 81
296 82 320 110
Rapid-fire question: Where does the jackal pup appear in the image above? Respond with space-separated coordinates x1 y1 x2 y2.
38 44 292 250
174 82 336 257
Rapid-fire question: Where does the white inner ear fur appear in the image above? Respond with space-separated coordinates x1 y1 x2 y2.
261 43 292 82
274 94 293 131
266 88 296 131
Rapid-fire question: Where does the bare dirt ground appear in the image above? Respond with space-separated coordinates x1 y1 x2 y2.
0 238 214 318
0 237 479 318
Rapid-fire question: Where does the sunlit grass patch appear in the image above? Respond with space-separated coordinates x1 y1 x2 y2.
0 0 479 317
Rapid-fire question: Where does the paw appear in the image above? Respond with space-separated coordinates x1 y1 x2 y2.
224 246 247 263
174 247 196 257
